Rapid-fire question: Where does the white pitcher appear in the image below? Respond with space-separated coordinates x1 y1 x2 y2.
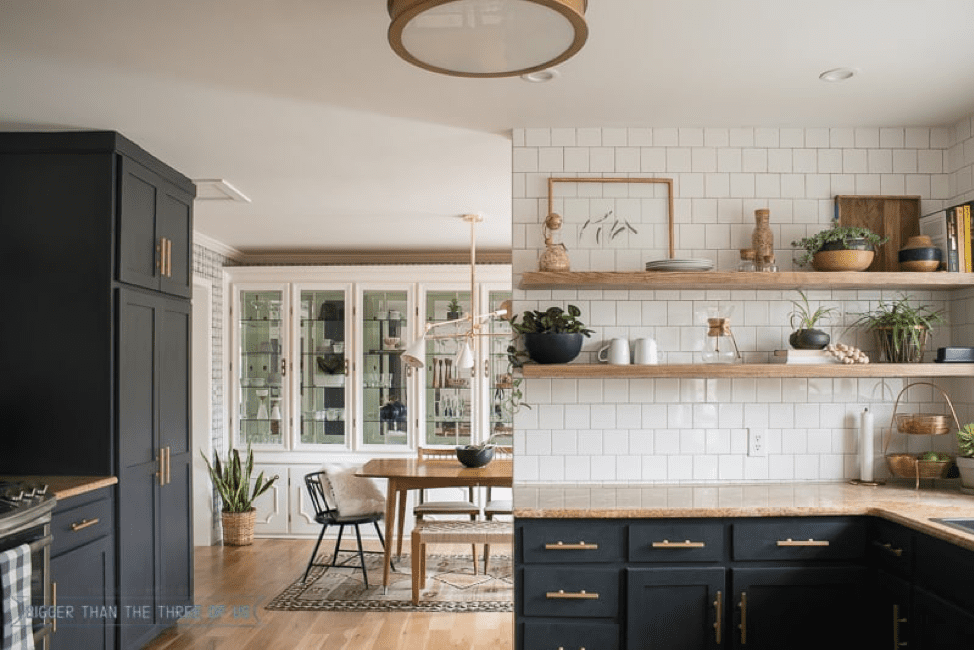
597 338 630 365
633 337 658 365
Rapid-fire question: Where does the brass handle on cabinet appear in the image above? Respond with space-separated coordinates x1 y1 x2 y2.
70 518 100 532
738 592 747 645
893 604 908 647
776 538 829 547
713 590 723 644
546 590 599 600
652 539 706 548
52 582 57 633
544 541 599 550
874 541 903 557
281 358 287 377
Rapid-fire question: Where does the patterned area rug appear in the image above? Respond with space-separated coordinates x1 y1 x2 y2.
265 551 513 612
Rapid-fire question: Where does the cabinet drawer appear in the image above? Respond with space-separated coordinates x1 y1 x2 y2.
732 518 865 561
868 518 913 578
521 520 625 564
521 620 619 650
629 520 724 562
522 567 620 618
52 492 114 557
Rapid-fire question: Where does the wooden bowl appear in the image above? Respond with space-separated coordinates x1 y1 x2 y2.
900 260 941 272
812 249 874 272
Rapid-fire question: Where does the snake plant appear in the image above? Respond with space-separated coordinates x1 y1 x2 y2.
201 445 278 513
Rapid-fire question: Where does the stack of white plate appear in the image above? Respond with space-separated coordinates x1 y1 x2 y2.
645 258 715 272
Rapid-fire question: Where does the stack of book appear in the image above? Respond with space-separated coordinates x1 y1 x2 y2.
919 201 974 272
771 350 839 364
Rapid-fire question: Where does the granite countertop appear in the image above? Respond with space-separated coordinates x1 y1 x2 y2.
1 475 117 500
513 481 974 551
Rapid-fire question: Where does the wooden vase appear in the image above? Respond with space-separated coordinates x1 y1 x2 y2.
751 209 773 259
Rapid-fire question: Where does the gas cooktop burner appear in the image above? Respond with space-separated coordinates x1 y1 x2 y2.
0 481 56 536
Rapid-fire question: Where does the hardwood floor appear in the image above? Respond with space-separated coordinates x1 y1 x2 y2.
144 538 514 650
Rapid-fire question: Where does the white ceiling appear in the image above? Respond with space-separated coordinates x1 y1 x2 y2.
3 0 974 256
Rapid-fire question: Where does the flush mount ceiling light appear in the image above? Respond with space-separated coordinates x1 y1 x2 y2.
819 67 857 82
387 0 588 78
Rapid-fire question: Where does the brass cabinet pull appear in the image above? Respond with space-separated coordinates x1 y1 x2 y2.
70 518 100 532
281 359 287 377
713 590 723 644
546 589 599 600
652 539 706 548
875 541 904 557
893 604 908 647
544 541 599 550
776 538 829 547
738 592 747 644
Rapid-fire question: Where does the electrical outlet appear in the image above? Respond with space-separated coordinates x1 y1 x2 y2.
748 428 767 457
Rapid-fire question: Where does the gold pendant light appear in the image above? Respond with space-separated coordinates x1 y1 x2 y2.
388 0 588 78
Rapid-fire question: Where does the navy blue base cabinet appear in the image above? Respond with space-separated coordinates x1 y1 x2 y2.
516 515 974 650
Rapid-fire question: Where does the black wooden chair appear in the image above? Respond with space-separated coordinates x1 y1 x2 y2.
301 470 392 587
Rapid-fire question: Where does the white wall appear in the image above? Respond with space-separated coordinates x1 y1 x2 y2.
512 121 974 485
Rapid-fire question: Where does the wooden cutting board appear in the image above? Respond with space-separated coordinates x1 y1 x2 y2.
835 195 921 272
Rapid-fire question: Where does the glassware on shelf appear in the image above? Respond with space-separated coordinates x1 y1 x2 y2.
757 254 778 272
256 390 269 419
698 306 741 364
737 248 757 272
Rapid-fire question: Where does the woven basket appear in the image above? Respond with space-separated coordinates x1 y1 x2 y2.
883 382 959 488
222 509 256 546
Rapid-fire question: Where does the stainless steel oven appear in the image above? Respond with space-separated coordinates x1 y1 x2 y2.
0 483 56 650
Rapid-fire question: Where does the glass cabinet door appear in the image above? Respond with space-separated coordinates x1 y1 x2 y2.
424 289 473 447
237 288 287 447
485 289 514 445
361 290 410 446
299 290 348 446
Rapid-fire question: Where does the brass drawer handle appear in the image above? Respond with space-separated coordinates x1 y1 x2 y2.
776 538 829 547
713 590 723 644
893 604 908 647
739 592 747 644
652 539 705 548
70 518 100 532
545 541 599 550
546 589 599 600
874 541 904 557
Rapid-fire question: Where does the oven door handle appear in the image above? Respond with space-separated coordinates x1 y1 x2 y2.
27 534 53 553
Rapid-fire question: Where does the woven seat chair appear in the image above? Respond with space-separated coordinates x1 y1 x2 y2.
412 446 479 565
301 470 392 588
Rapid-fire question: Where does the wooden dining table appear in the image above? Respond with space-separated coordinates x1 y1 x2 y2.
357 457 513 588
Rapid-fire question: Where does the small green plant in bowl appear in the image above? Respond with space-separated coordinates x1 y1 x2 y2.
956 424 974 490
509 305 594 365
848 294 945 363
788 290 837 349
791 224 888 269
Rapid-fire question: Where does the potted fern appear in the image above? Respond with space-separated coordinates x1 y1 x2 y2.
849 294 946 363
201 445 278 546
958 424 974 491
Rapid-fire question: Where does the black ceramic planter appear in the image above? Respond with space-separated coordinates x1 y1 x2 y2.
522 332 584 364
789 328 830 350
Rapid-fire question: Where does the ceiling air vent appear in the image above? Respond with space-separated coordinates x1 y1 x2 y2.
193 179 251 203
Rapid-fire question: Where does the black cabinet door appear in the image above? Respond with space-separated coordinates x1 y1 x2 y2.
876 570 912 650
627 567 725 650
157 184 193 299
914 586 974 649
50 536 116 650
730 567 869 650
118 156 162 292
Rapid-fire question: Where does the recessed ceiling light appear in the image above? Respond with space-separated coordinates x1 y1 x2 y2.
819 67 857 82
521 68 560 83
193 179 251 203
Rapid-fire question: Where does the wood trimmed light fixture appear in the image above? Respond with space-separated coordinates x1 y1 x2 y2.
387 0 588 78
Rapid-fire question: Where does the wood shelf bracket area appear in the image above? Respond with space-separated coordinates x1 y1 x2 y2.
519 271 974 291
520 363 974 380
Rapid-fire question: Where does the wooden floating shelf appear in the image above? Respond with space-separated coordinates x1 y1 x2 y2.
521 363 974 379
519 271 974 291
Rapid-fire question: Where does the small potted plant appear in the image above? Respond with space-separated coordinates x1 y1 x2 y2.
788 290 837 349
200 445 278 546
957 424 974 491
446 297 462 320
849 294 946 363
791 224 888 271
510 305 594 364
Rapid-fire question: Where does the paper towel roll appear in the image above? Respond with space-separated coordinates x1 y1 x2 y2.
860 408 874 482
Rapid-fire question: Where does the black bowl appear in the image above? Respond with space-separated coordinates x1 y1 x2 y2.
522 332 584 364
898 246 942 263
455 445 494 468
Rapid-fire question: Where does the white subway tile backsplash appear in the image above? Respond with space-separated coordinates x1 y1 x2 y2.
513 119 971 485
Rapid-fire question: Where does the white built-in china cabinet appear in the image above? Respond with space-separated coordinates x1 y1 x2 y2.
226 265 512 537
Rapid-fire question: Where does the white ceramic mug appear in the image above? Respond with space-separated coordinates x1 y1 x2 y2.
633 337 658 365
597 338 630 365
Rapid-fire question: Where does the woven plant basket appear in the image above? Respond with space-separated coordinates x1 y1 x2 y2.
222 508 256 546
883 382 959 489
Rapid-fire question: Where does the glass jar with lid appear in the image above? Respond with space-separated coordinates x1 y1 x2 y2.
737 248 757 272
